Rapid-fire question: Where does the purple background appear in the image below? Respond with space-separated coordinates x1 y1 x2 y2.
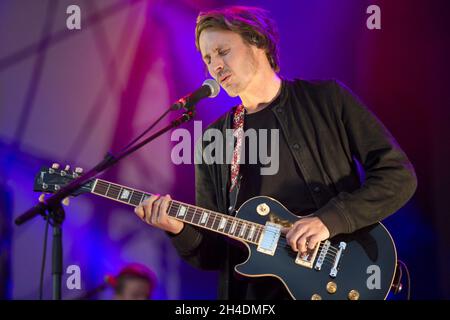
0 0 449 299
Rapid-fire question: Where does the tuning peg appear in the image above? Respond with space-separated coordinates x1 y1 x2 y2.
52 163 60 169
64 165 70 171
75 167 83 174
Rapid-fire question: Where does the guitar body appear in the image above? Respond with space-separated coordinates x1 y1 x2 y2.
234 196 397 300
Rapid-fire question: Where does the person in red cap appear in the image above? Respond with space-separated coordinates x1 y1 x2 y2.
111 263 157 300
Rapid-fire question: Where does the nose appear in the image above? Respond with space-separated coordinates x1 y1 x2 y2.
210 57 224 77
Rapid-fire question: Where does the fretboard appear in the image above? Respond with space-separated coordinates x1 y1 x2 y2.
91 179 263 244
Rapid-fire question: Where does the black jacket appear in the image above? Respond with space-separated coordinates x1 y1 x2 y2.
168 78 417 299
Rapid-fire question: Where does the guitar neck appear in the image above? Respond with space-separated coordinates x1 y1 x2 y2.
90 178 263 245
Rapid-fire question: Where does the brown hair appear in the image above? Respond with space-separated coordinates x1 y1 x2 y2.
195 6 280 72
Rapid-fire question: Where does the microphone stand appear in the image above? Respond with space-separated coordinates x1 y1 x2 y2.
15 105 197 300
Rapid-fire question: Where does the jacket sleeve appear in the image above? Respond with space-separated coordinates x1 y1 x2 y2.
315 81 418 237
167 138 227 270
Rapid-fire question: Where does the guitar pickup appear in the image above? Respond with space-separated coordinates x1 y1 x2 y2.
257 222 281 256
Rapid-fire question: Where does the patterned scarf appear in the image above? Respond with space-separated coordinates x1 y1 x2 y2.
229 104 246 192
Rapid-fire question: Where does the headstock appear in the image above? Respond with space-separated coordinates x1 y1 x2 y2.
34 163 94 197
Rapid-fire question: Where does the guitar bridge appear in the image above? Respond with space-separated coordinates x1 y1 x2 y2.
329 242 346 278
257 222 281 256
295 242 320 269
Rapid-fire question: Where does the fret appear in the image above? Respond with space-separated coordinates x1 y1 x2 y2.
240 223 248 238
191 208 201 225
243 223 251 239
252 227 260 243
105 183 111 197
128 190 134 203
177 204 187 219
107 184 120 199
130 191 143 206
199 211 209 225
139 192 145 205
207 213 216 229
233 221 242 238
168 202 178 218
186 207 196 223
218 217 227 230
91 179 99 193
223 218 233 234
117 187 123 200
229 220 237 235
167 201 173 214
118 188 132 202
248 225 256 241
211 214 219 230
93 181 106 195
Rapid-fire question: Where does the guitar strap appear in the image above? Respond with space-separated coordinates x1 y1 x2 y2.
228 104 245 215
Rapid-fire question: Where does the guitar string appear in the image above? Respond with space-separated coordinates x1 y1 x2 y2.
165 199 341 261
95 182 341 258
166 200 340 254
94 183 341 263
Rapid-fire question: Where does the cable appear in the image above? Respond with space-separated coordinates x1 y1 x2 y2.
397 259 411 300
39 215 50 300
119 108 171 154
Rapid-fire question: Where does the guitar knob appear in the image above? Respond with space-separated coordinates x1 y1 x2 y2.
348 290 360 300
311 294 322 300
326 281 337 294
52 163 60 169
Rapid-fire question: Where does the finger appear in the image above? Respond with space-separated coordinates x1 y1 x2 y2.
157 194 172 224
307 235 320 250
134 205 145 219
287 224 307 252
297 234 309 254
38 193 46 203
62 197 70 206
143 194 159 224
150 196 162 225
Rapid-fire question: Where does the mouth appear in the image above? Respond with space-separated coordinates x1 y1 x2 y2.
219 74 231 84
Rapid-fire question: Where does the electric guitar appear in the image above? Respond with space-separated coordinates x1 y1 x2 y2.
34 165 397 300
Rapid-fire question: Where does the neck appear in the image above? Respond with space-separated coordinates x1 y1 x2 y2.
239 71 282 114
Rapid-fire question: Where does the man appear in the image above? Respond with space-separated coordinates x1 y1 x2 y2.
135 6 417 299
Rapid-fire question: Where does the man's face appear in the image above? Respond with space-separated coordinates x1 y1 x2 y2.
199 28 259 97
115 278 151 300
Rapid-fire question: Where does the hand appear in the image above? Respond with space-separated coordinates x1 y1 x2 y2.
38 163 78 206
282 217 330 255
134 194 184 235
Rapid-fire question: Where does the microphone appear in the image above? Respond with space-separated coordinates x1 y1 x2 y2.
171 79 220 111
